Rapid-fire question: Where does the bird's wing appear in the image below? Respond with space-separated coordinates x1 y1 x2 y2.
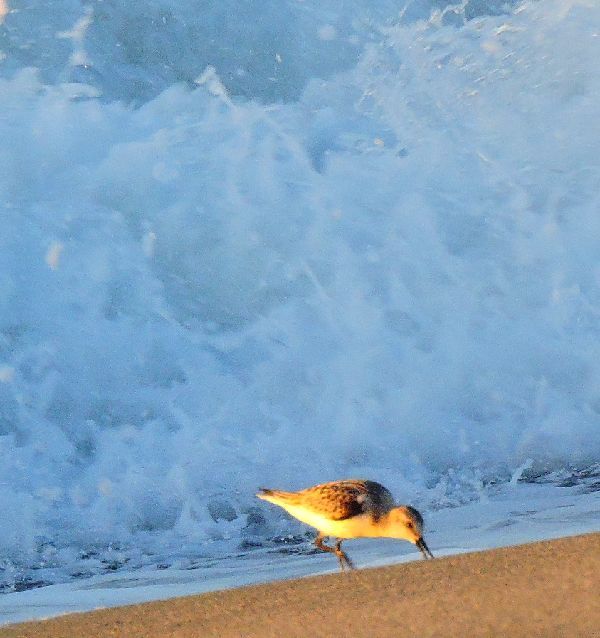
298 480 395 520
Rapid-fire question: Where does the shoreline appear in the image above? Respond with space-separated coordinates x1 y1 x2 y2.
2 531 598 637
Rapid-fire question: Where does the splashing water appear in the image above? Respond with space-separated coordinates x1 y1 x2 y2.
0 0 599 590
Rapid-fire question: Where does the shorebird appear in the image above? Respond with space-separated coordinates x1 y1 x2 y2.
257 479 433 570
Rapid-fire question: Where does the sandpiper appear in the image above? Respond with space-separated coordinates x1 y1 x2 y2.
257 479 433 570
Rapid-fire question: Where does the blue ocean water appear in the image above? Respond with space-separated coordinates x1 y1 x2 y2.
0 0 599 592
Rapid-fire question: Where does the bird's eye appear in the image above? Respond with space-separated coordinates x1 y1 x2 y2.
406 522 413 529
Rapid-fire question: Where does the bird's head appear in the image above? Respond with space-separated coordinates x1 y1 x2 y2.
384 506 434 559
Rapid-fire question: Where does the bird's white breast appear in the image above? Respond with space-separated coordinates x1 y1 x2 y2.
282 504 374 538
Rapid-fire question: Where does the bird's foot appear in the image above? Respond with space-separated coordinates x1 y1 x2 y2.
335 541 355 571
336 551 355 571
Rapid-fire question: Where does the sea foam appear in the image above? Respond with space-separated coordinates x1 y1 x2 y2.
0 0 599 588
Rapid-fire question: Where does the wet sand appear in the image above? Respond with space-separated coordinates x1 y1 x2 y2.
2 532 599 638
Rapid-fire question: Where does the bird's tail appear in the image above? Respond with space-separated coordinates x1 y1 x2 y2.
256 487 298 506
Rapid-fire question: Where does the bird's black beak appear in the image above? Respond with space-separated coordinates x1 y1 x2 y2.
416 537 434 559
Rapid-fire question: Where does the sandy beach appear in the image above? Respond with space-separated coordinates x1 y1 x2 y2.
2 532 598 638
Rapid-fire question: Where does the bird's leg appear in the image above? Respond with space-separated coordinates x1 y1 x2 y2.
314 533 344 571
314 534 355 571
334 539 355 571
314 533 336 555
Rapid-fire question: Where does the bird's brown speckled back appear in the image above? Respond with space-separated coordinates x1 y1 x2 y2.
258 479 395 521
